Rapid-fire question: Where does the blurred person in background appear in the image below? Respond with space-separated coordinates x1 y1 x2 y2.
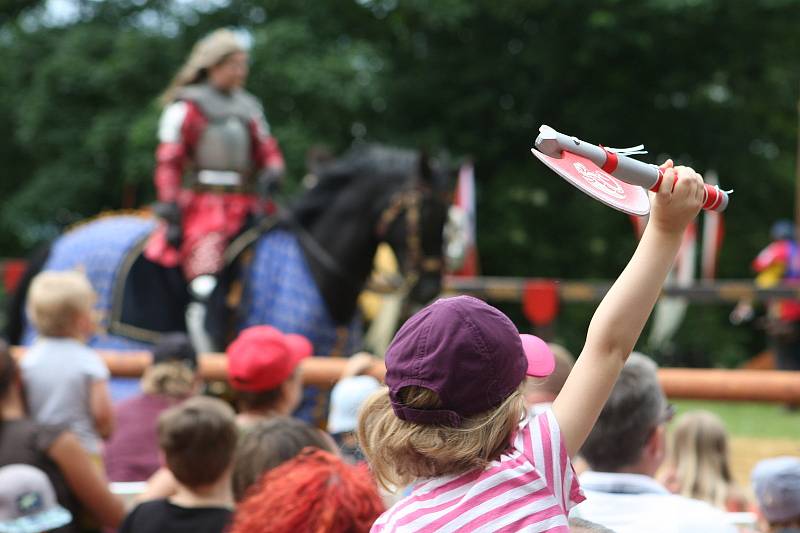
22 271 114 460
327 352 381 463
144 28 286 282
0 464 74 533
232 416 337 501
571 353 737 533
732 220 800 374
225 326 312 429
523 342 574 414
229 449 384 533
104 332 199 482
119 396 237 533
0 341 125 531
751 456 800 533
660 410 749 513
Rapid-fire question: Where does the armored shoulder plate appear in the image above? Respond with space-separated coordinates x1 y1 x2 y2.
176 83 261 123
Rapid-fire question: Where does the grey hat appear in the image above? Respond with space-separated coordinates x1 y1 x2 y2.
752 456 800 523
0 464 72 533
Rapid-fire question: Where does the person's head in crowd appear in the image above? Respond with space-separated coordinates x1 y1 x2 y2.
328 375 381 463
580 353 673 477
26 270 96 341
752 456 800 532
663 410 746 511
141 332 199 398
229 449 384 533
523 342 574 410
771 219 795 242
158 396 237 495
226 326 312 426
358 296 555 489
569 517 617 532
232 416 337 501
0 464 73 533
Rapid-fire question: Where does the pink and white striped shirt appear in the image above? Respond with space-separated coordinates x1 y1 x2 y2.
371 409 584 532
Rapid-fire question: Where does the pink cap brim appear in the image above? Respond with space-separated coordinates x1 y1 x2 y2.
520 334 556 377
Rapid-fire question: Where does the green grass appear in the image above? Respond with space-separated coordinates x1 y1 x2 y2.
672 400 800 440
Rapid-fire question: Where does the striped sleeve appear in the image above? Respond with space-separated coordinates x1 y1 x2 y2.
516 409 585 512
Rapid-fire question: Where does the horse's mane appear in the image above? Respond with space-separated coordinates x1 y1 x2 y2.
291 144 418 228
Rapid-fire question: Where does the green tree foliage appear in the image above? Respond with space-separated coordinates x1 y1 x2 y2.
1 0 798 364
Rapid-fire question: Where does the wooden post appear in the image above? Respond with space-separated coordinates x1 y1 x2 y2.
795 84 800 238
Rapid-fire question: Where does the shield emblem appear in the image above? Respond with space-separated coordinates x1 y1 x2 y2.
532 148 651 216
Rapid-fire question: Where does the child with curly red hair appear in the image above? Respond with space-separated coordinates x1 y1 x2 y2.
229 448 384 533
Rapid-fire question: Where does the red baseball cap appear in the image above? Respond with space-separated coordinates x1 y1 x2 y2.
226 326 313 392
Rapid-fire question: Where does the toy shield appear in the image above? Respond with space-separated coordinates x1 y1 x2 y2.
531 148 651 216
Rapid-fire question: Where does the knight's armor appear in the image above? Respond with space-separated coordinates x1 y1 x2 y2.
180 84 261 189
144 83 284 279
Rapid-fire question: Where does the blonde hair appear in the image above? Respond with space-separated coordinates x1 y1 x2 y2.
667 410 742 510
357 385 525 489
26 271 96 337
141 361 195 397
160 29 245 105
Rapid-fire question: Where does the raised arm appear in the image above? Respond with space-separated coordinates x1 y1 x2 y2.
552 162 705 457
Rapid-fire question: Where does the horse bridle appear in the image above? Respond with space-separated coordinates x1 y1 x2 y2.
374 187 443 293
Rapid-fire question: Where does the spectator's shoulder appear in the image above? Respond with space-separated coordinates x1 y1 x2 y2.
125 498 170 521
74 343 109 376
664 493 738 532
136 498 170 509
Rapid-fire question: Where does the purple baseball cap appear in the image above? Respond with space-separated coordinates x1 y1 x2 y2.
385 295 555 427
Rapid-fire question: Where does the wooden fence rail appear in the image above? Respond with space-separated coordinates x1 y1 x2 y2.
443 276 800 304
11 347 800 403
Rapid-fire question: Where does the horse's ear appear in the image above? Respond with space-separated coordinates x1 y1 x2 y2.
418 151 433 186
418 150 453 193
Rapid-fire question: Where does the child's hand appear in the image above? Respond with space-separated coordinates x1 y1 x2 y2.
649 159 705 235
341 351 376 378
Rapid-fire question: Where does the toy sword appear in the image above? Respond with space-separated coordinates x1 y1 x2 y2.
532 125 730 216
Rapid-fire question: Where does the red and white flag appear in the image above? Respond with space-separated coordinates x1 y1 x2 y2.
649 221 697 349
701 171 725 279
450 162 480 277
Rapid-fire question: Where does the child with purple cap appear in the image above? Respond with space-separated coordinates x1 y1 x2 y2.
358 162 706 532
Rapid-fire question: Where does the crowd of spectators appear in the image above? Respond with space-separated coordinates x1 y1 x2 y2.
2 170 799 533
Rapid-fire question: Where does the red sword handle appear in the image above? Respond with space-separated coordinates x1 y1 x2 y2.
650 168 729 212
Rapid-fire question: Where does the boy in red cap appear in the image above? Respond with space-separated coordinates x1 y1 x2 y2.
225 326 313 429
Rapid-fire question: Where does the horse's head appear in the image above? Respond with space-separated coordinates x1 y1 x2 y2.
375 152 452 306
289 144 453 326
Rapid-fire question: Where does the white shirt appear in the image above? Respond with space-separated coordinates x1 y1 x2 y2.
22 337 110 454
569 471 738 533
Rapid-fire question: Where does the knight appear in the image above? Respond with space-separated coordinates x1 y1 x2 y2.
732 220 800 374
144 29 285 281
